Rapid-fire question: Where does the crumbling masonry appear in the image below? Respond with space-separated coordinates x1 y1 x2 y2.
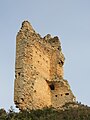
14 21 76 110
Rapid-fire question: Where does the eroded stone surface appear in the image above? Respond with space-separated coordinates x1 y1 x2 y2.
14 21 76 110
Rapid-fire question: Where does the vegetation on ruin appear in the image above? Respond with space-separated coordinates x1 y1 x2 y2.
0 103 90 120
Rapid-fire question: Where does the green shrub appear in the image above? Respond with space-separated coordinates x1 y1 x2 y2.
0 104 90 120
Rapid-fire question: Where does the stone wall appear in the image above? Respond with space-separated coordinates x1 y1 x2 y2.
14 21 76 110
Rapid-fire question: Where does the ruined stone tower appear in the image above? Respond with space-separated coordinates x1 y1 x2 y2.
14 21 75 110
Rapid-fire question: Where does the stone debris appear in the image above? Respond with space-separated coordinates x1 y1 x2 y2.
14 21 76 110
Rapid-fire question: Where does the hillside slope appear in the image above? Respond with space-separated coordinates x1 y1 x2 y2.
0 103 90 120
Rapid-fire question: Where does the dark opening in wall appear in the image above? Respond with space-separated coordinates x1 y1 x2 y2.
37 61 40 63
18 72 21 76
49 84 55 90
32 82 34 85
52 40 55 43
61 61 64 65
57 46 61 51
34 90 36 92
61 94 63 96
31 86 33 89
55 95 57 97
21 98 24 101
58 62 61 65
65 93 69 95
22 74 24 77
58 60 64 66
15 74 17 78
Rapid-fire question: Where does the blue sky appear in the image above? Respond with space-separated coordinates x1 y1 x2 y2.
0 0 90 111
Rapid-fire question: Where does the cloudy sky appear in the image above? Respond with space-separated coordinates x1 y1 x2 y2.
0 0 90 111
